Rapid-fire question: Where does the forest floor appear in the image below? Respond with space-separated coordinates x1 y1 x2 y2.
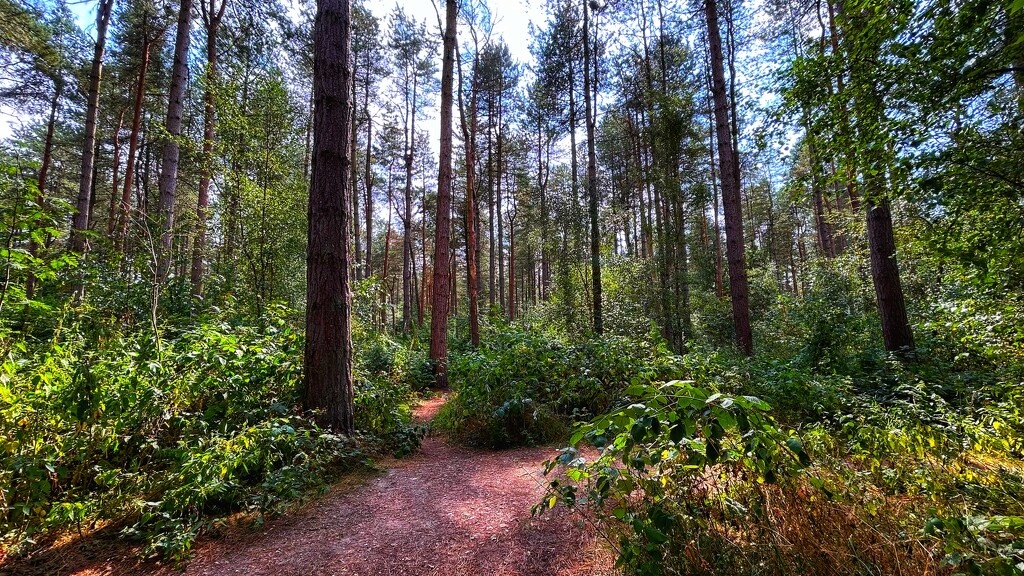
2 396 614 576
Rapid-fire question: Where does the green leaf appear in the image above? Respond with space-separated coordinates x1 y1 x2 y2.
786 438 811 467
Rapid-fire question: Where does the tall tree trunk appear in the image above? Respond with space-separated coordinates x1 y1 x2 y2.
191 0 226 300
157 0 194 283
487 110 495 310
26 81 63 302
827 0 860 212
456 42 480 348
508 211 516 320
352 51 361 282
402 75 417 334
496 113 505 316
583 0 603 334
108 107 126 238
430 0 456 388
568 55 580 257
70 0 114 262
706 0 752 355
866 196 914 353
118 34 157 250
305 0 355 434
363 50 374 279
419 175 427 327
382 183 393 326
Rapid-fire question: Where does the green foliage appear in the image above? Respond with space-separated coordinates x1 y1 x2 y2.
437 326 682 447
539 377 808 576
0 306 417 562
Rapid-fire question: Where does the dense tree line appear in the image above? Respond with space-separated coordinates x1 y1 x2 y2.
0 0 1021 428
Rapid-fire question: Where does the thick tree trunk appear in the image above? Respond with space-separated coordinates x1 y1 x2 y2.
191 0 226 300
706 0 753 355
305 0 355 434
430 0 457 388
70 0 114 259
157 0 194 283
866 197 915 354
583 0 603 335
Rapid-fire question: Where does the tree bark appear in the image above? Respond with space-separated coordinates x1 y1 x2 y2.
70 0 114 260
430 0 457 388
457 41 480 348
305 0 355 434
191 0 227 300
26 80 62 302
118 32 157 250
157 0 194 283
866 197 915 354
402 74 417 334
363 49 374 280
583 0 603 334
706 0 753 355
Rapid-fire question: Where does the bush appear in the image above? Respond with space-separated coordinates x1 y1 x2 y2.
436 327 682 447
539 379 809 576
0 307 418 563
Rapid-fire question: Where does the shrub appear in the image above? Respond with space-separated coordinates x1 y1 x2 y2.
0 307 418 563
538 380 809 576
437 327 682 447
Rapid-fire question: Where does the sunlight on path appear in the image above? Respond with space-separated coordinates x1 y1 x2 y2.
146 396 613 576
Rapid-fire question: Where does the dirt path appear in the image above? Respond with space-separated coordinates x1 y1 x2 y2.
11 396 614 576
162 396 613 576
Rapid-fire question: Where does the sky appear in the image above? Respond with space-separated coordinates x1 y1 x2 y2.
0 0 546 142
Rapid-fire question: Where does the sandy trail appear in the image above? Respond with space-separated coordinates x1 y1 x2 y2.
4 396 614 576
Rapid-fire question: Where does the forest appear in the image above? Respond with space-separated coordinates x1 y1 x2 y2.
0 0 1022 573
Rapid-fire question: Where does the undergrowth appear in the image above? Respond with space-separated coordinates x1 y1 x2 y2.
0 305 421 563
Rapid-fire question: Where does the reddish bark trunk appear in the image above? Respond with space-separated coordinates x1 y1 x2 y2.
706 0 753 355
430 0 457 389
305 0 355 433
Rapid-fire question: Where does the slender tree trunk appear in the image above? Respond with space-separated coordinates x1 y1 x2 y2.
430 0 456 388
363 50 374 279
382 183 393 327
70 0 114 262
402 75 417 334
568 56 580 257
191 0 226 300
487 110 496 311
305 0 355 434
352 52 361 282
496 113 505 316
419 175 427 327
26 82 62 302
706 0 752 355
108 107 126 239
508 212 516 320
583 0 602 334
827 0 860 212
119 36 156 249
157 0 194 283
457 42 480 348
